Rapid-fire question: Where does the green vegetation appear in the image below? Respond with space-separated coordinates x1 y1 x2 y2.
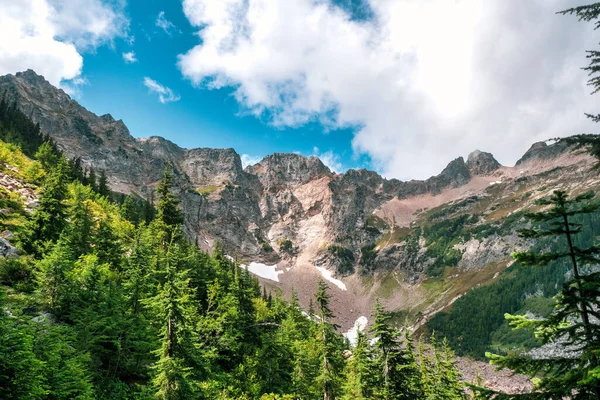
474 189 600 398
0 108 471 398
328 244 355 275
428 192 600 359
359 242 377 274
365 214 388 235
195 184 219 196
278 238 294 253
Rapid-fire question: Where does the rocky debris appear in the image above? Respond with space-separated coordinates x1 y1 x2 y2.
467 150 501 176
0 171 38 212
0 237 19 258
2 69 600 348
1 230 15 240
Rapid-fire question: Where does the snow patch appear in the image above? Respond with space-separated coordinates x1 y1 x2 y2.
242 262 283 282
344 316 368 346
315 266 347 291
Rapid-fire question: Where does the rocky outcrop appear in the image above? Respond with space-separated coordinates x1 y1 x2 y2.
0 69 594 290
516 141 569 166
467 150 501 176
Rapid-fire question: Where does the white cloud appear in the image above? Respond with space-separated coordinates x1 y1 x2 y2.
143 77 181 103
312 147 343 173
0 0 128 86
156 11 178 35
178 0 599 179
241 154 262 168
122 51 137 63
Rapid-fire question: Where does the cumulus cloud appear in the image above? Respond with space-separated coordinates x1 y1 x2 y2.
122 51 137 63
156 11 178 35
143 77 181 104
240 154 262 168
0 0 129 86
312 147 343 173
178 0 599 179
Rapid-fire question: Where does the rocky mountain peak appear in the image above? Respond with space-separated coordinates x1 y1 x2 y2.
247 152 332 188
182 147 246 187
466 150 501 176
425 156 472 194
15 69 49 86
516 140 569 166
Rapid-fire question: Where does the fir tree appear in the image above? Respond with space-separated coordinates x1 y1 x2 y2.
145 241 199 399
97 169 110 197
475 190 600 399
315 279 344 400
370 300 423 400
22 158 70 255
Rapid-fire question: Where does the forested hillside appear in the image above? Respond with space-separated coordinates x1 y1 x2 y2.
0 94 470 399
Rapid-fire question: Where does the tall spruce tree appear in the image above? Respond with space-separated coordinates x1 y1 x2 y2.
475 190 600 399
370 300 423 400
22 158 70 255
315 279 344 400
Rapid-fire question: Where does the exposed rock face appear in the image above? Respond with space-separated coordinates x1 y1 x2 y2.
516 141 569 165
467 150 501 176
0 69 597 330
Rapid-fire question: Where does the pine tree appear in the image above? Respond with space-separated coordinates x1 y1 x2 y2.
87 168 97 192
370 300 423 399
22 158 70 255
314 279 344 400
97 169 110 197
341 330 375 400
475 190 600 399
155 166 184 244
145 241 199 399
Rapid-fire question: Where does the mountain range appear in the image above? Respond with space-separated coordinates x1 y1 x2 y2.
1 69 599 337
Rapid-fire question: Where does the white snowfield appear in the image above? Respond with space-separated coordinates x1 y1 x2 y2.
224 255 284 282
242 262 283 282
315 266 347 291
344 316 368 346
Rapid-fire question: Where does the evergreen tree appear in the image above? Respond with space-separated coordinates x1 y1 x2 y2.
341 330 375 400
315 279 344 400
370 300 423 400
145 241 199 399
157 166 184 228
87 168 97 192
475 190 600 399
22 158 70 255
97 169 110 197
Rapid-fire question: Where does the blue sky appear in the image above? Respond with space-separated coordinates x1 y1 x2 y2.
76 0 371 172
0 0 598 179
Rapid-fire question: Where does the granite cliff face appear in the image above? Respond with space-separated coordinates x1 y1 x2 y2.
2 70 599 331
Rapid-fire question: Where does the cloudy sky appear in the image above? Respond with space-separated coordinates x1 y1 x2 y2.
0 0 598 179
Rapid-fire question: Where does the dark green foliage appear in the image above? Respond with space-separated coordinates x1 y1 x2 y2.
427 199 600 358
21 159 70 256
97 170 110 197
359 243 378 273
0 130 472 399
72 117 102 144
328 245 355 275
0 94 47 157
278 238 293 253
473 190 600 399
371 300 424 399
